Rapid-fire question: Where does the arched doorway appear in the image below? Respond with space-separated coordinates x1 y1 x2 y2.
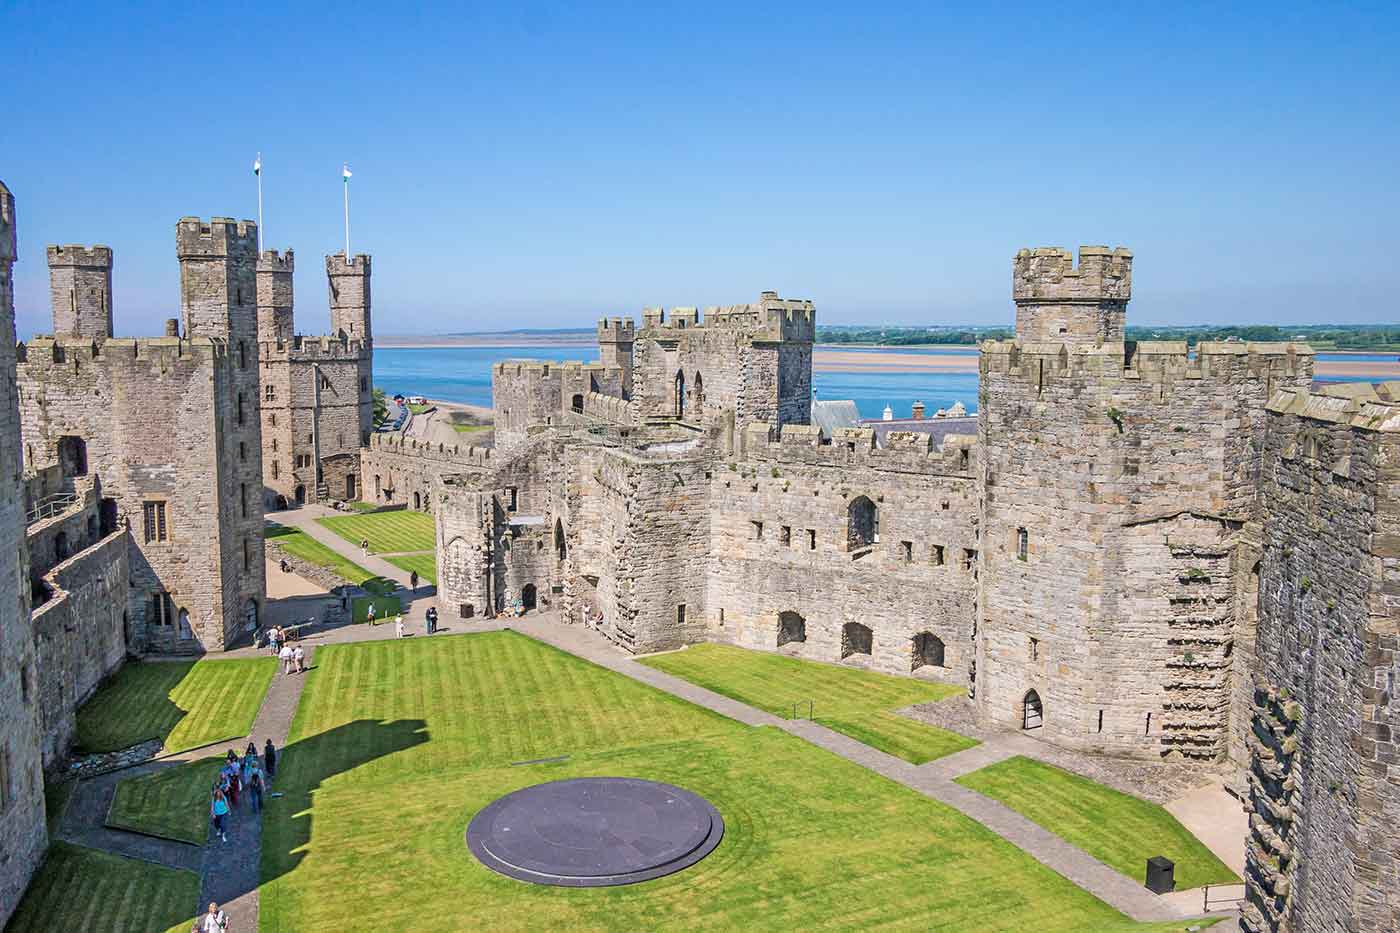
847 496 877 551
521 584 537 612
912 632 945 670
294 484 306 505
57 435 87 477
1023 689 1044 730
571 393 584 414
841 621 873 659
413 491 421 510
777 611 806 647
675 370 685 418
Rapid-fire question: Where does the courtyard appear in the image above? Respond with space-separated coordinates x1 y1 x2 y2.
21 619 1228 932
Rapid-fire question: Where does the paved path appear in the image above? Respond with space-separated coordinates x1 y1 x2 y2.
271 504 424 594
196 646 316 930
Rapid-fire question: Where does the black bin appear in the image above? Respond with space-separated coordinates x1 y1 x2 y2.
1145 856 1175 894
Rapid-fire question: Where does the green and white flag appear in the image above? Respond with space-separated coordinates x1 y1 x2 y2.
254 153 261 176
343 163 352 181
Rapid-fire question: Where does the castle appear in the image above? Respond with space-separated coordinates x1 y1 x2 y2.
0 166 1395 929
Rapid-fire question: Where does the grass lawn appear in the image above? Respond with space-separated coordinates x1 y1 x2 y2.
107 757 226 845
74 658 276 755
386 552 437 585
451 422 491 434
352 594 402 623
267 523 382 586
256 631 1202 932
639 642 977 764
347 500 380 513
318 510 436 554
955 756 1240 890
5 842 198 933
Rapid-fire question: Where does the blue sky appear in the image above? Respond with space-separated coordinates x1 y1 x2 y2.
4 1 1396 336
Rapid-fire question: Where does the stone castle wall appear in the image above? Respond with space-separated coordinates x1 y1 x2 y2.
361 433 495 512
0 179 45 930
492 360 625 451
977 313 1314 760
1241 389 1400 933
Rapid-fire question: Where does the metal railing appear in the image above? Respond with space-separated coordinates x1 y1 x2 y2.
26 492 78 526
1202 883 1246 912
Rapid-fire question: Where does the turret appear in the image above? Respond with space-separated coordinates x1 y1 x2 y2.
47 245 113 339
0 181 14 275
597 317 635 396
1012 246 1132 345
176 217 258 342
326 253 372 342
256 249 295 347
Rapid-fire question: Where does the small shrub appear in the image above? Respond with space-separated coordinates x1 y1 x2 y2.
1300 577 1312 592
1106 407 1125 432
771 466 781 478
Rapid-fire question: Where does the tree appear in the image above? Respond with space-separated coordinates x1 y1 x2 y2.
372 387 389 427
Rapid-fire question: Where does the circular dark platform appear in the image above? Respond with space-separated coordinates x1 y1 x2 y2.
466 777 724 887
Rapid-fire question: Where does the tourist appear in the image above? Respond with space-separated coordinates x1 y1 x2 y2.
395 614 404 638
270 625 283 656
409 569 419 592
199 901 229 932
245 740 257 760
278 642 294 674
294 644 306 673
210 791 229 844
240 751 253 789
222 763 240 808
248 765 265 814
263 739 277 782
360 537 369 557
367 602 376 626
279 558 290 574
426 606 437 634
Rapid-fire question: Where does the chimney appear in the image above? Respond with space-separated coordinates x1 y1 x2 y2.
164 318 180 337
911 401 926 421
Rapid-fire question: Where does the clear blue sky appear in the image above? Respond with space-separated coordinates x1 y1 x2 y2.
4 1 1397 337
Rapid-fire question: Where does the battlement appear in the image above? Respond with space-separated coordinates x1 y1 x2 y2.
582 391 635 426
1267 385 1400 432
257 249 294 273
741 421 977 477
0 180 15 262
980 338 1315 388
47 245 112 268
176 216 258 258
1013 246 1132 303
597 317 636 342
367 431 497 465
17 334 230 369
326 253 372 275
259 334 370 361
638 293 816 343
492 359 624 379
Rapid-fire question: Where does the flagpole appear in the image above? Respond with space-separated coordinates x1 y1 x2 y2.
343 163 351 259
255 152 264 252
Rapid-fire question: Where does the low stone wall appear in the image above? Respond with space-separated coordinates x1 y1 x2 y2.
266 538 350 592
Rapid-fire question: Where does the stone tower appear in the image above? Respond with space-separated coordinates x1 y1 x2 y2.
326 253 371 341
47 244 113 339
977 246 1312 761
597 317 635 397
1012 246 1131 346
256 249 295 347
0 181 47 927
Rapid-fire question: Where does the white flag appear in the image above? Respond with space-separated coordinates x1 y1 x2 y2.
343 164 352 181
254 153 261 176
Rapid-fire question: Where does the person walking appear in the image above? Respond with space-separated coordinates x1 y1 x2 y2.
199 902 229 932
294 644 306 673
263 739 277 783
278 643 294 674
248 765 265 814
409 570 419 592
426 606 437 635
395 614 405 639
211 790 230 844
367 602 376 626
222 763 240 808
360 537 369 557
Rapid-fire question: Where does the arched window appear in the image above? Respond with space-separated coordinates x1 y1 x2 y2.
675 370 686 418
777 611 806 647
571 394 584 414
1023 689 1044 730
555 519 567 561
694 371 704 408
841 621 873 659
847 496 878 551
912 632 945 670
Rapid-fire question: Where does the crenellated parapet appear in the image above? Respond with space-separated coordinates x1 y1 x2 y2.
47 244 114 340
582 391 635 426
639 292 815 344
979 337 1315 388
258 334 371 362
1012 246 1132 302
741 422 977 477
18 334 231 368
367 431 498 466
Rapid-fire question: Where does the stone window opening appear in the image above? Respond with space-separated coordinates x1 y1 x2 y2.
555 519 567 561
1029 637 1039 661
150 591 173 626
507 487 518 512
912 632 945 670
240 483 248 518
265 384 276 401
718 608 725 627
1016 528 1028 561
86 515 97 542
269 413 276 426
238 340 247 368
675 370 685 418
900 541 913 562
20 664 30 704
242 537 251 572
237 393 246 426
847 495 878 552
572 393 584 414
57 435 88 477
1097 710 1104 733
694 371 704 408
142 501 169 543
239 441 247 462
962 548 977 572
271 439 278 453
677 604 686 626
1022 690 1043 730
841 621 873 659
777 611 806 646
780 525 791 546
959 449 969 471
931 544 945 566
752 520 764 541
0 744 11 813
360 377 367 392
807 529 816 550
271 461 279 479
1145 712 1153 735
461 603 475 619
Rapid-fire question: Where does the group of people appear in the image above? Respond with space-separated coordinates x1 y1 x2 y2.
267 625 307 674
208 740 278 845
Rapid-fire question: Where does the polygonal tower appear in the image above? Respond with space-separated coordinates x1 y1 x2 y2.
596 317 635 397
256 249 295 347
47 244 114 339
176 217 259 345
0 181 47 927
1012 246 1131 345
326 253 371 341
